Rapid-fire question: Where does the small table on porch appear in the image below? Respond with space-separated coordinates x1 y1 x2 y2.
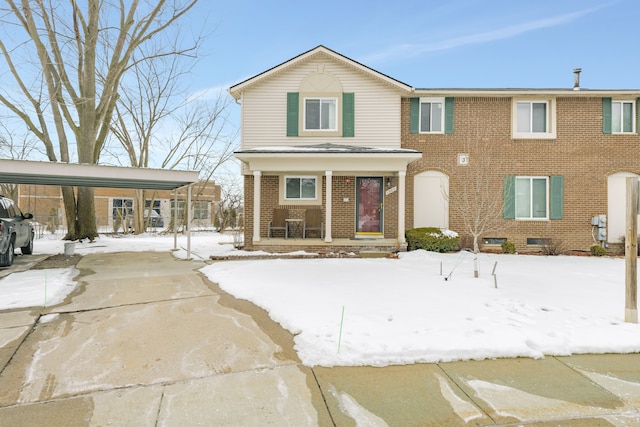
285 219 304 239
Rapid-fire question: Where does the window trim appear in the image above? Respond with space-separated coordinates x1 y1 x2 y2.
611 100 636 134
512 98 556 139
283 175 319 202
419 97 445 134
170 199 210 220
302 96 339 133
515 176 549 220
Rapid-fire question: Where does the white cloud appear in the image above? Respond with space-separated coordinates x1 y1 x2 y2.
361 4 610 64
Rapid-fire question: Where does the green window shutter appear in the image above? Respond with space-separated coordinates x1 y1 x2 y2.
410 98 419 134
637 98 640 135
549 175 564 220
342 92 355 137
286 92 299 137
503 176 516 219
444 97 454 134
602 97 612 134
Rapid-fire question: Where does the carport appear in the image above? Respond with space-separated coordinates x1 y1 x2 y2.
0 159 200 258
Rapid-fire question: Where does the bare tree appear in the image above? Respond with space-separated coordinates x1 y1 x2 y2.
0 0 198 240
107 45 237 233
451 139 510 278
0 122 42 200
215 175 243 232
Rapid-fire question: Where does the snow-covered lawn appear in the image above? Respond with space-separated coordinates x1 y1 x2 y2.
2 232 639 367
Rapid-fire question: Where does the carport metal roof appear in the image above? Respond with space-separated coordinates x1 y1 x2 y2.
0 159 199 190
0 159 201 259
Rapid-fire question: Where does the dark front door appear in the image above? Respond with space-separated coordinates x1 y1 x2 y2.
356 177 382 234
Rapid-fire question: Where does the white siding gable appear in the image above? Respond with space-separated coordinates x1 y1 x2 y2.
240 57 403 150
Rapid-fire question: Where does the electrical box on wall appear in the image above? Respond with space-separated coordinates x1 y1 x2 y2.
591 215 606 227
597 228 607 241
591 214 607 243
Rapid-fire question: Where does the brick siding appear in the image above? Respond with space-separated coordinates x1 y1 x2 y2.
402 96 640 252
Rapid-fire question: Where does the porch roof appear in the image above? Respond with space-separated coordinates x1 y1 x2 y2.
235 143 422 173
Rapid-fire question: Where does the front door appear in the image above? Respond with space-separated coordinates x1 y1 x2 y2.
356 177 383 234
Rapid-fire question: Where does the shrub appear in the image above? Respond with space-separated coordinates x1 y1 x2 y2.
501 241 516 254
541 238 566 256
406 227 460 252
590 245 607 256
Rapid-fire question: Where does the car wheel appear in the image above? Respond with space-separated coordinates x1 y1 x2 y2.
0 240 14 267
21 232 34 255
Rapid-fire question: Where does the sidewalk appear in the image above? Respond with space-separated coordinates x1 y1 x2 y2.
0 251 638 426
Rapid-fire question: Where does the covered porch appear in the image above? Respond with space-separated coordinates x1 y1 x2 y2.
235 143 421 254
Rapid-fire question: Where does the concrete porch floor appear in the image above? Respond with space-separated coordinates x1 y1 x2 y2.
248 237 406 255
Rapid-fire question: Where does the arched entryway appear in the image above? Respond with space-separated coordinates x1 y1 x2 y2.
414 171 449 229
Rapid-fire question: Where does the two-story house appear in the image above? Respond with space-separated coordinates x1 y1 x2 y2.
230 46 640 254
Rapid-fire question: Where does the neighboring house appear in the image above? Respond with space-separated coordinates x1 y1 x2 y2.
12 181 220 233
230 45 640 254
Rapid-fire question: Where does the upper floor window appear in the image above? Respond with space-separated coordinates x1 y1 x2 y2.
409 97 454 134
612 100 635 133
420 98 444 133
517 101 547 133
512 98 556 139
287 92 354 137
285 176 317 200
304 98 337 131
602 98 638 134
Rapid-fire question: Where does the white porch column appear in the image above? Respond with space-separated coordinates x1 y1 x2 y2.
253 171 261 243
325 170 333 242
397 171 407 244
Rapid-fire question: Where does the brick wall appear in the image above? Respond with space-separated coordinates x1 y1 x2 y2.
243 174 399 248
402 96 640 252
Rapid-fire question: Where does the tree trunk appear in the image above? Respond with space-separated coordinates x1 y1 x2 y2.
61 187 78 240
132 189 146 234
473 235 480 278
76 187 98 241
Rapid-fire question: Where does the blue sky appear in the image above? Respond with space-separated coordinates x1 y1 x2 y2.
187 0 638 95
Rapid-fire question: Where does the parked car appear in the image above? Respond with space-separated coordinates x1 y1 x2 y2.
0 195 35 267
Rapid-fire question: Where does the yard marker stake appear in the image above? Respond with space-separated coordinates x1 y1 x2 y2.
337 306 345 354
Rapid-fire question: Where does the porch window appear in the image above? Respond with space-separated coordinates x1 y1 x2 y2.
285 176 317 200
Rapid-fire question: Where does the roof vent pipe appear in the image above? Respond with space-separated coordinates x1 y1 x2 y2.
573 68 582 90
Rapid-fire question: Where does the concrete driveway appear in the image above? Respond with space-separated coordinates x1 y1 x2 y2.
0 251 639 426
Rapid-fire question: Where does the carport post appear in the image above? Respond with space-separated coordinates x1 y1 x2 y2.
187 183 192 259
173 189 178 251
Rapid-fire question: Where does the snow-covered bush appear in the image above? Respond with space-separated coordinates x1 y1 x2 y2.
406 227 459 252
